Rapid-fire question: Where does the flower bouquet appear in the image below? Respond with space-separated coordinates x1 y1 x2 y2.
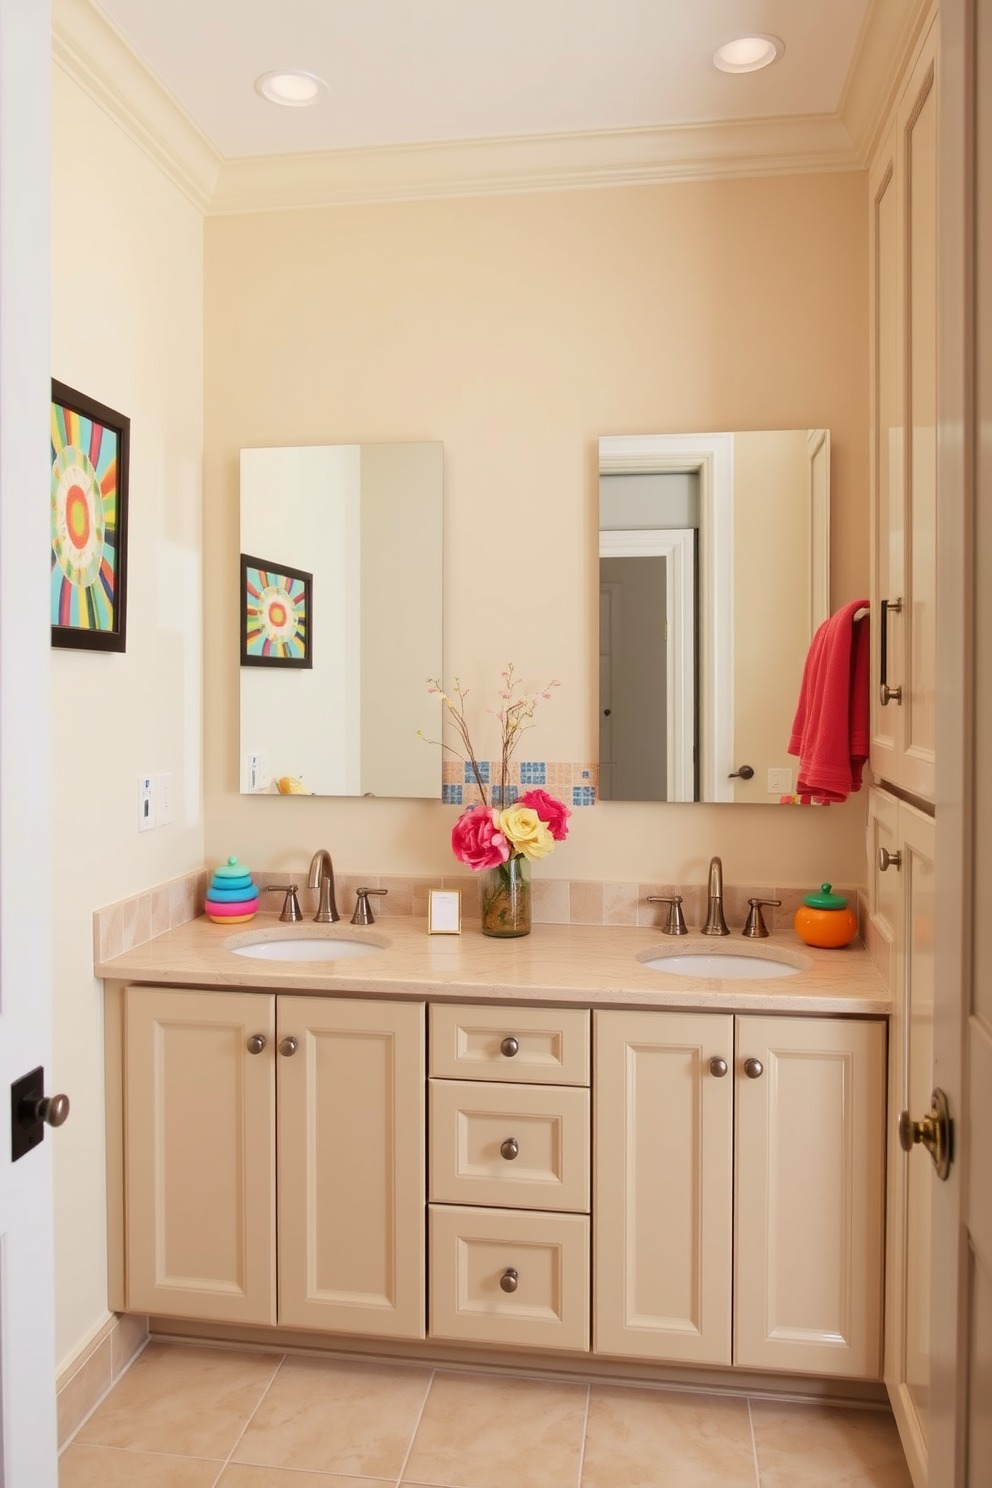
424 666 570 937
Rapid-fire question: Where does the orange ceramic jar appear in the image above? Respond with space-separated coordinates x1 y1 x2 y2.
793 883 858 948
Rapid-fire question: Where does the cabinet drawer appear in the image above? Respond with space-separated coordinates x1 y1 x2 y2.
430 1079 590 1212
429 1204 589 1352
430 1004 590 1085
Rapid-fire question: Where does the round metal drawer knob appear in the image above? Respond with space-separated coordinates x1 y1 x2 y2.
743 1057 764 1079
246 1034 267 1055
279 1037 298 1057
709 1058 728 1078
37 1094 70 1127
499 1267 519 1293
500 1137 519 1161
500 1036 519 1058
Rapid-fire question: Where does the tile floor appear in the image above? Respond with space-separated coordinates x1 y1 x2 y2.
59 1341 914 1488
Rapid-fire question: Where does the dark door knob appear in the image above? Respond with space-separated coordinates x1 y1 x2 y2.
729 764 755 779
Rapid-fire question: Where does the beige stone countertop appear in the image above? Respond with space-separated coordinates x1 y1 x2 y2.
96 913 889 1015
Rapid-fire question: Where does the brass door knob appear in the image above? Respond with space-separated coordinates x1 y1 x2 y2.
500 1036 519 1058
743 1057 764 1079
36 1094 70 1127
279 1037 298 1057
898 1089 953 1180
709 1058 728 1078
500 1137 519 1161
246 1034 267 1055
499 1267 519 1293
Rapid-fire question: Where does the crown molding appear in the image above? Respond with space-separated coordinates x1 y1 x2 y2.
208 114 859 215
52 0 221 211
839 0 936 168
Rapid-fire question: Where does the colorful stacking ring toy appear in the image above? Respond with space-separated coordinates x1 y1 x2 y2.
205 855 258 924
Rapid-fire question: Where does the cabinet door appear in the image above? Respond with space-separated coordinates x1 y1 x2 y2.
735 1015 885 1377
124 986 276 1324
593 1009 733 1365
277 996 425 1338
885 802 935 1487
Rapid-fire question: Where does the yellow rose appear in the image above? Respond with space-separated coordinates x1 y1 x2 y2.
498 805 554 860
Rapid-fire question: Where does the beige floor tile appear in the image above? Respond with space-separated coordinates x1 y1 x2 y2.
749 1402 913 1487
76 1342 281 1459
581 1387 757 1488
219 1468 394 1488
403 1371 587 1488
232 1356 431 1476
59 1443 220 1488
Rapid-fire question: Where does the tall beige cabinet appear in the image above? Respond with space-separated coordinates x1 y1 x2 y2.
867 11 938 1487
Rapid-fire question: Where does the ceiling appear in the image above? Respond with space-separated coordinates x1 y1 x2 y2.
93 0 872 160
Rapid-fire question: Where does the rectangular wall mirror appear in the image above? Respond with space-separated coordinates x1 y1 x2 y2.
240 442 443 798
599 430 830 804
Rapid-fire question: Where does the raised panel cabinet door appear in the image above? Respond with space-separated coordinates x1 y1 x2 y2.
276 996 426 1338
886 802 935 1488
593 1009 734 1365
124 986 277 1324
735 1015 886 1377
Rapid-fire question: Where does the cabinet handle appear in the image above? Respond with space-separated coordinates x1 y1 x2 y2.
500 1137 519 1160
880 597 903 705
499 1267 519 1293
279 1037 298 1057
743 1057 764 1079
500 1036 519 1058
709 1057 728 1078
246 1034 267 1055
878 847 902 872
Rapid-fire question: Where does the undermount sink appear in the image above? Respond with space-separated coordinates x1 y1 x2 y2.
640 951 802 980
231 936 385 962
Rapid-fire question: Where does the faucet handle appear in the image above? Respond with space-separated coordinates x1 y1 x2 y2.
742 897 781 939
351 887 387 926
647 895 689 936
268 884 302 922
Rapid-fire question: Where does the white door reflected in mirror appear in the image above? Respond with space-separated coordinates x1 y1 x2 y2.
239 442 443 799
599 430 830 804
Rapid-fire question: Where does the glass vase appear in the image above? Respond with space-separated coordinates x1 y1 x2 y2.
481 855 531 938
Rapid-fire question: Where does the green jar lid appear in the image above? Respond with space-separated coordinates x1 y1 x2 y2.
214 853 251 880
803 882 848 910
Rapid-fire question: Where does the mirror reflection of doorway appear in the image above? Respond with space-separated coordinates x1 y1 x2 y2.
598 529 696 801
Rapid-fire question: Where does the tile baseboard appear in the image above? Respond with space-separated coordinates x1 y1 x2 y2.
56 1312 148 1450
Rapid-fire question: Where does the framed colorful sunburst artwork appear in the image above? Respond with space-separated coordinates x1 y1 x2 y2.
50 380 130 652
240 554 312 668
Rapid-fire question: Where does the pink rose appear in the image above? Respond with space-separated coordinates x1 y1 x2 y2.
451 805 511 871
518 788 571 842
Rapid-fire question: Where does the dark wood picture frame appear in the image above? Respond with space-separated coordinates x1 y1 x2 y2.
240 553 313 669
50 379 130 652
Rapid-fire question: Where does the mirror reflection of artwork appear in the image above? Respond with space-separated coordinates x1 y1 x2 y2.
599 431 830 804
239 442 442 798
240 556 312 667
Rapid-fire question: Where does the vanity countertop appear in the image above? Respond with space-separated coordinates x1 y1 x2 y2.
96 912 889 1015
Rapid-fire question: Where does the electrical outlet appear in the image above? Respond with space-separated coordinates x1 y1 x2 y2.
767 767 794 795
137 775 155 832
156 772 174 826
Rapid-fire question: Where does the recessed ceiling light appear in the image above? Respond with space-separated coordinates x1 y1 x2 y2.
712 35 784 74
254 70 328 107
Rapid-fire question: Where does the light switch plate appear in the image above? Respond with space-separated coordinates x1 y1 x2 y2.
137 775 155 831
767 767 794 795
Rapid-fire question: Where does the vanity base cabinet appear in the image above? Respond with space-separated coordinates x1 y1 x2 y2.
124 987 277 1325
594 1010 734 1366
594 1009 885 1378
121 987 425 1339
735 1015 886 1378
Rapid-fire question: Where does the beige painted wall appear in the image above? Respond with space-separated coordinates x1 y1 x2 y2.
204 172 869 885
51 66 204 1368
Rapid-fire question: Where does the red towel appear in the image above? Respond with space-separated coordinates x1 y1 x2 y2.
788 599 870 804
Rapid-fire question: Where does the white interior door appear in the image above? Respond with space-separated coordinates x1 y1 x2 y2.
930 2 991 1482
0 2 58 1482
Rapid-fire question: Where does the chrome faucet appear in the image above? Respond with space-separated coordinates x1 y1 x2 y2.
307 849 339 923
701 855 730 936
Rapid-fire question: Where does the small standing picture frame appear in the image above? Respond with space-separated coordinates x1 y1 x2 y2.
241 554 313 668
428 889 462 935
51 380 130 652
